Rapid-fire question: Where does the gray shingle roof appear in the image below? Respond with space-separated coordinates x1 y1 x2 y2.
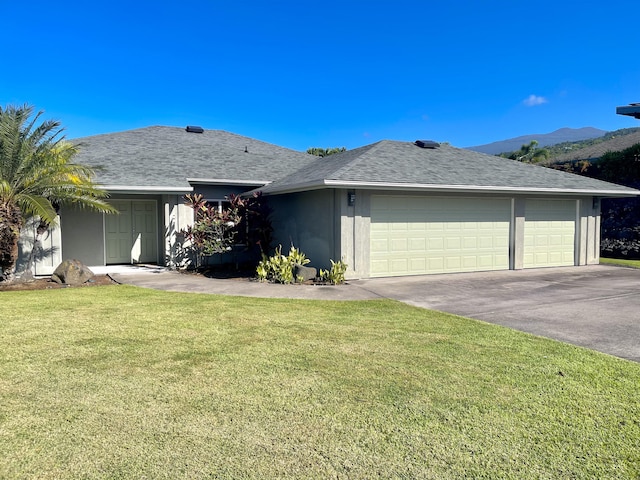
73 127 639 197
72 126 317 191
259 140 640 196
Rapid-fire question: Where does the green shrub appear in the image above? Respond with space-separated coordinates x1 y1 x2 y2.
319 259 348 285
287 245 310 268
256 245 310 284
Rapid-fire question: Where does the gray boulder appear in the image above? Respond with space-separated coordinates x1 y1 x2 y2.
52 259 95 285
294 264 317 283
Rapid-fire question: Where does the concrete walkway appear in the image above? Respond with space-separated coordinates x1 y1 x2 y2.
109 265 640 362
109 268 382 301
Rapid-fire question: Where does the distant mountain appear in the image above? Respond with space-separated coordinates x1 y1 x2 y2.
467 127 608 155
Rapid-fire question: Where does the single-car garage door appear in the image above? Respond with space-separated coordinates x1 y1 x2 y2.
370 196 511 277
524 199 576 268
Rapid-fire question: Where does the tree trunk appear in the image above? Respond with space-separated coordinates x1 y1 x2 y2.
0 202 24 282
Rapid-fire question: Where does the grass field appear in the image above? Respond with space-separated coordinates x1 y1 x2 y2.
601 257 640 269
1 285 639 479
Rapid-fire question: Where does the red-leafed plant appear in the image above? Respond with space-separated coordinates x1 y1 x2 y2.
181 191 272 268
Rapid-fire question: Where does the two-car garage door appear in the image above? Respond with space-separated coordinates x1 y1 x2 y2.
370 196 511 276
370 196 577 277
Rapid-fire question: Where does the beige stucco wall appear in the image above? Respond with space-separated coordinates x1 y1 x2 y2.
163 194 194 268
16 216 63 276
268 190 338 272
337 189 371 279
579 196 601 265
60 206 105 266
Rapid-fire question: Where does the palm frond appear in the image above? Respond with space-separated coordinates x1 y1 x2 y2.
15 193 57 224
1 104 118 225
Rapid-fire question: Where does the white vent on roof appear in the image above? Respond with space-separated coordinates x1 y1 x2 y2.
415 140 440 149
186 126 204 133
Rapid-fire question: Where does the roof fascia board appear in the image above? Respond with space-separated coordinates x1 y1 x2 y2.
324 180 640 197
187 178 270 186
103 185 194 194
261 179 640 197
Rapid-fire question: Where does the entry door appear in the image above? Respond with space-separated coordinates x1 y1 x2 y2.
106 200 158 264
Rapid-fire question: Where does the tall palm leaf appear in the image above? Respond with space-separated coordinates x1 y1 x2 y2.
0 104 116 281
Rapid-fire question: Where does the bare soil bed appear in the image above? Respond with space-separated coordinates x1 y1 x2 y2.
0 275 117 292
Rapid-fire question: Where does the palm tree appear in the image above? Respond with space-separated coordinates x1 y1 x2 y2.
0 104 116 281
505 140 549 164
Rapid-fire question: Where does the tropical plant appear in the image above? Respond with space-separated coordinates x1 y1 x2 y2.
238 191 273 256
501 140 549 164
550 142 640 259
0 104 115 281
181 192 272 268
182 193 242 265
256 244 310 284
319 258 348 285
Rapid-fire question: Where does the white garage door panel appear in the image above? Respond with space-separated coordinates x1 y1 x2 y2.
524 199 575 268
370 196 511 276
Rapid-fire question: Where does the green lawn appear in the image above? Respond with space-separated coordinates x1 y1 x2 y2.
601 257 640 269
1 286 639 479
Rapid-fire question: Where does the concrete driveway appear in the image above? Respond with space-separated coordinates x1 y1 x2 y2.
352 265 640 363
111 264 640 363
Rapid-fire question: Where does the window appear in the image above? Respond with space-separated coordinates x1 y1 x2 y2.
204 199 248 246
205 199 231 214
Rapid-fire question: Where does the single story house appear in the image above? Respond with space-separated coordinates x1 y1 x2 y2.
18 126 640 279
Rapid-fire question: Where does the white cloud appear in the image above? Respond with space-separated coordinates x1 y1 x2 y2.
523 94 548 107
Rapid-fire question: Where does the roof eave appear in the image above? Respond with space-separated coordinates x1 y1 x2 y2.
261 180 640 197
187 178 271 187
327 180 640 197
103 185 194 194
616 105 640 119
256 180 329 196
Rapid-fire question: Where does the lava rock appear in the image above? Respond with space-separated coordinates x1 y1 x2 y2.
294 264 317 282
51 259 95 285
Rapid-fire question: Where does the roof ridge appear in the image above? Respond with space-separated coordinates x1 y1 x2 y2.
329 140 392 178
72 125 314 156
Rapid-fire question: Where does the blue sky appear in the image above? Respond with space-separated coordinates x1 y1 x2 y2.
2 1 639 151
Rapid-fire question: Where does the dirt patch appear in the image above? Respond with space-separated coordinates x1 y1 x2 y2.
182 267 255 281
0 275 118 292
180 268 343 286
